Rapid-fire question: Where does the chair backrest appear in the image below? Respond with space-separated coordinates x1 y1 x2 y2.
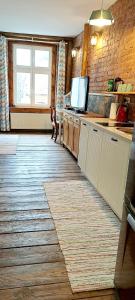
50 106 57 126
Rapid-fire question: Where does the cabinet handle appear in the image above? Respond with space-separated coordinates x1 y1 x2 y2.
83 123 86 126
111 137 118 142
127 214 135 232
93 128 98 132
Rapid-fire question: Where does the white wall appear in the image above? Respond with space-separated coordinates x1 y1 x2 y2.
10 113 52 130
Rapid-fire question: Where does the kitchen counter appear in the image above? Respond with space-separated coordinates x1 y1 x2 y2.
56 108 104 144
80 117 133 142
63 109 104 118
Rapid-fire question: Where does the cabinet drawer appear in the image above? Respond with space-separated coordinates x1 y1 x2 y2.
63 113 68 119
68 115 74 122
74 117 80 125
91 126 100 134
81 121 90 129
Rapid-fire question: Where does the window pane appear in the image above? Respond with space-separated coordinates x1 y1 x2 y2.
35 74 48 105
16 48 31 66
35 50 49 67
16 73 31 105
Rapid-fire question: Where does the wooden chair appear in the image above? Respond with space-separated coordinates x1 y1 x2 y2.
50 106 59 142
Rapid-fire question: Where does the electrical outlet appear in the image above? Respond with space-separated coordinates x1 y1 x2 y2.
125 97 130 103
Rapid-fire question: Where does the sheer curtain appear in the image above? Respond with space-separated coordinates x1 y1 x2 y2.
56 41 66 109
0 36 10 131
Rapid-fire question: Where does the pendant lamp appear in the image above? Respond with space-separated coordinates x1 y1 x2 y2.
88 0 114 27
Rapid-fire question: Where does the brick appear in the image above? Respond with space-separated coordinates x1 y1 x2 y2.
72 0 135 93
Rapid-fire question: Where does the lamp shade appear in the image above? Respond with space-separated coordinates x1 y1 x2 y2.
89 9 114 26
71 49 77 58
91 34 98 46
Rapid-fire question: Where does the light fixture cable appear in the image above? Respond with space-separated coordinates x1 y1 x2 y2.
101 0 103 10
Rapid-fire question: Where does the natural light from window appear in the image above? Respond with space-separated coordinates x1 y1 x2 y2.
13 44 52 107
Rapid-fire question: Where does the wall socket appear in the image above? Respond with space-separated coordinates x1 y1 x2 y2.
125 97 131 103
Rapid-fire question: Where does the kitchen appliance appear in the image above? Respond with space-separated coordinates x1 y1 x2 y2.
115 123 135 299
116 102 129 123
95 121 134 127
109 103 119 120
117 127 133 135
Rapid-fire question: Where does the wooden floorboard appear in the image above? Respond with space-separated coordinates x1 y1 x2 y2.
0 231 58 248
0 262 68 289
0 134 116 299
0 201 49 212
0 218 55 233
0 283 72 300
0 245 63 267
0 209 51 221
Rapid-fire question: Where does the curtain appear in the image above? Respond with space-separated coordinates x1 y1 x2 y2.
0 36 10 131
56 41 66 109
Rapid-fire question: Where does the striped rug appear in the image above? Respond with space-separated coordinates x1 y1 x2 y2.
44 180 120 293
0 135 18 154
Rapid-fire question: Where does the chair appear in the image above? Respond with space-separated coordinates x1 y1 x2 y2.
50 106 59 142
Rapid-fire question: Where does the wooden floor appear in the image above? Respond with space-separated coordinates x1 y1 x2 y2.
0 133 116 300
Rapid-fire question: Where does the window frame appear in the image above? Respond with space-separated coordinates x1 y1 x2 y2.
13 44 52 108
8 41 57 112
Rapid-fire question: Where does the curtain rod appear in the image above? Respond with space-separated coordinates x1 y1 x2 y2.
0 32 72 44
7 37 62 44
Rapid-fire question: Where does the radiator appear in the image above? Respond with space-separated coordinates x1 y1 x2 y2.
10 113 52 130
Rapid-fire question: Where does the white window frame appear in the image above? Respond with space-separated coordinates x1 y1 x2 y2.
13 44 52 108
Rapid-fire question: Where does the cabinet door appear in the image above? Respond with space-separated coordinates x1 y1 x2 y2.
72 122 80 158
63 117 68 146
68 119 74 151
85 126 103 188
98 133 130 219
78 122 89 172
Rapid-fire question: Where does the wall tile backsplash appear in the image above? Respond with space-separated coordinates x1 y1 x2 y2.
87 93 116 117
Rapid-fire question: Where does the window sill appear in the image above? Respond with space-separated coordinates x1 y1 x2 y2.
10 107 51 114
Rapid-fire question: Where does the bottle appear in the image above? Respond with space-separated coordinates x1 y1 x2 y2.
108 79 115 92
114 77 124 92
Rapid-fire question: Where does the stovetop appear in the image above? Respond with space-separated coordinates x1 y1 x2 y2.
96 122 134 128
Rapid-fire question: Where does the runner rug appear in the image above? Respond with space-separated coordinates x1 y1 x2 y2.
0 135 18 154
44 180 120 293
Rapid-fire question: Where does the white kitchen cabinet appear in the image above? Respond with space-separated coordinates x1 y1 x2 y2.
85 125 103 188
98 132 131 219
78 121 89 172
78 119 131 219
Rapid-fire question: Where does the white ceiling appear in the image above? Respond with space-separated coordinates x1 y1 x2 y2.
0 0 116 37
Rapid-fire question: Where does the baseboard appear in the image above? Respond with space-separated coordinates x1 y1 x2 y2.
0 129 52 134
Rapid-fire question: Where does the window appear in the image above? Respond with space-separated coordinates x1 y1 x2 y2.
13 44 52 107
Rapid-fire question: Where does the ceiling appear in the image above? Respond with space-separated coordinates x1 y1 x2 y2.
0 0 116 37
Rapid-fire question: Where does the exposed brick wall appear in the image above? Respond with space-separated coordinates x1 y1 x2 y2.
72 0 135 93
89 0 135 92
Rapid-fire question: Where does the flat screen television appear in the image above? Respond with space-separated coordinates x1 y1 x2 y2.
70 76 89 112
